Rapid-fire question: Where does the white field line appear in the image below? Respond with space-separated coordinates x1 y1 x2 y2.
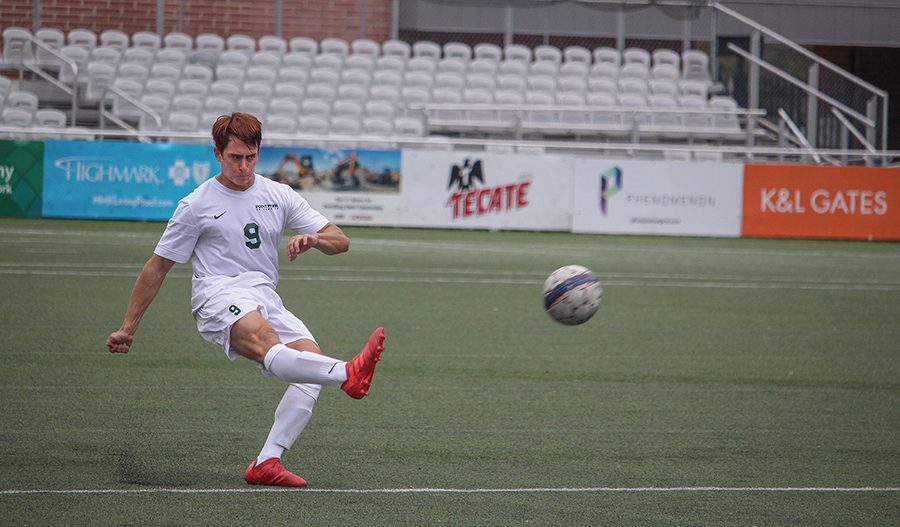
1 228 899 260
4 261 900 286
1 426 896 436
1 267 899 291
1 486 899 496
349 239 900 261
0 228 161 239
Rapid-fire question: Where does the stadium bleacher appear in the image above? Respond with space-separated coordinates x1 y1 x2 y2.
0 24 760 157
4 6 892 167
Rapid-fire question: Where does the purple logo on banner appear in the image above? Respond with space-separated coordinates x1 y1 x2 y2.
600 166 622 216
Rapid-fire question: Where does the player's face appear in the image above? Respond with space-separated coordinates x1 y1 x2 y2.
215 137 259 191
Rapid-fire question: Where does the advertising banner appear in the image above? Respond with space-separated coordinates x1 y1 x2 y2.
571 159 743 237
255 146 404 226
742 164 900 240
0 140 43 217
400 150 573 231
43 140 218 220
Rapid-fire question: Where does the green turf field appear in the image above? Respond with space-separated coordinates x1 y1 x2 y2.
1 217 898 526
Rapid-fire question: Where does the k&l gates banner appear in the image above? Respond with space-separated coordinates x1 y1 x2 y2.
42 140 218 220
742 164 900 240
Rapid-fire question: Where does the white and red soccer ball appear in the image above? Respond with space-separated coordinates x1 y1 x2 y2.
542 265 603 325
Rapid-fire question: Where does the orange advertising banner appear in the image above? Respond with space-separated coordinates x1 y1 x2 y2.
742 164 900 240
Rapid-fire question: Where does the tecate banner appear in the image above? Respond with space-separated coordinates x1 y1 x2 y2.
401 150 573 231
42 140 217 220
571 159 743 237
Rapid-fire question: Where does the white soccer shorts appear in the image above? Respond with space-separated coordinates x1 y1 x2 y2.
194 285 317 361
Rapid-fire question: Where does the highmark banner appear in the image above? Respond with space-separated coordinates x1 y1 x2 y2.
42 140 217 220
571 159 744 237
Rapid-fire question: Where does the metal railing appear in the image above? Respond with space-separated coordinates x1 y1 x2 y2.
830 107 877 166
0 119 884 168
3 123 896 166
395 0 891 162
711 1 889 156
5 35 79 125
777 108 834 165
9 36 80 125
98 85 163 143
411 101 766 145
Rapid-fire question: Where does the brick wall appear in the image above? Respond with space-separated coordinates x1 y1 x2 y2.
0 0 391 43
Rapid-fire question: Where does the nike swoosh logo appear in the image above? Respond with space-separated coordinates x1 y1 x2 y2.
214 211 226 219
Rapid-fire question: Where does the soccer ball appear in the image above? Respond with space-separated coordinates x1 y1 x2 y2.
542 265 603 325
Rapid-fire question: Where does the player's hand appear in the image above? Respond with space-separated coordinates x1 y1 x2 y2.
107 330 133 354
287 233 318 261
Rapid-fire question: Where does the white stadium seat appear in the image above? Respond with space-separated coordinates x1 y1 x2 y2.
131 31 161 50
503 44 532 63
382 39 411 59
99 29 130 52
34 108 67 127
3 27 34 66
593 47 621 66
258 35 287 56
534 45 562 64
351 38 380 58
473 43 502 63
320 37 349 56
164 32 193 52
288 37 318 55
67 28 97 52
226 34 256 55
563 46 591 65
412 41 441 60
443 42 472 61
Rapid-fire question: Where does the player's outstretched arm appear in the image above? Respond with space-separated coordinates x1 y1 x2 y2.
107 254 176 354
287 223 349 261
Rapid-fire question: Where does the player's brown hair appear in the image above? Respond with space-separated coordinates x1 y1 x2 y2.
212 112 262 153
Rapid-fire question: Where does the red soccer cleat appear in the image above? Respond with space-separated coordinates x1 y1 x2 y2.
244 458 308 488
341 327 386 399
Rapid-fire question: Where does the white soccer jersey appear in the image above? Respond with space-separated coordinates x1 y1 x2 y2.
155 174 329 312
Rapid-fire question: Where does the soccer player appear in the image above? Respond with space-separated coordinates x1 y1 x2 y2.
106 112 385 488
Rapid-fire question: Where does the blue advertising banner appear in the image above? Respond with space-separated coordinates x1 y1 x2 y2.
42 140 218 220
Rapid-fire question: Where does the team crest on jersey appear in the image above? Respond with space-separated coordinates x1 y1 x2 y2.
255 203 279 211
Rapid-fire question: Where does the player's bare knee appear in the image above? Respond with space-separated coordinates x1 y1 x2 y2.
255 327 281 354
240 326 277 362
231 312 281 363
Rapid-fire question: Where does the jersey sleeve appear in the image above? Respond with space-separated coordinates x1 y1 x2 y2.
285 188 330 234
154 200 200 264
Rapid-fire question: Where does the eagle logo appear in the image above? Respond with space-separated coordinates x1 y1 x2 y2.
448 159 484 191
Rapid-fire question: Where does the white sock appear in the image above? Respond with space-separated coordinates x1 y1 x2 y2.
257 383 321 464
263 344 347 387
